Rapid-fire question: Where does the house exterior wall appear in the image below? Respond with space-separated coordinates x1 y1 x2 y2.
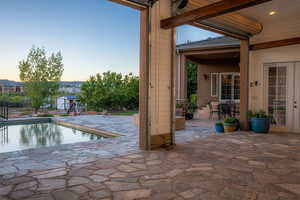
249 15 300 112
0 85 24 94
197 61 240 107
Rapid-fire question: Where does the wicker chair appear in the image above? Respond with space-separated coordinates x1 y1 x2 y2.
209 101 221 120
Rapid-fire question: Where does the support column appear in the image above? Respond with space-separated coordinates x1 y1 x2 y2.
139 8 150 149
176 54 187 102
240 39 250 130
140 0 175 149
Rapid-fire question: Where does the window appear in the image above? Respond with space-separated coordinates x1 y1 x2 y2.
211 73 219 97
233 74 240 100
267 65 287 126
220 74 233 100
218 73 240 101
210 72 240 101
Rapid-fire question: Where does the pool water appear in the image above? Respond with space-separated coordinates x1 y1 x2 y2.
0 122 105 153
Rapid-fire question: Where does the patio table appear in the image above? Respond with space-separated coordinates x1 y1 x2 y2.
219 102 240 118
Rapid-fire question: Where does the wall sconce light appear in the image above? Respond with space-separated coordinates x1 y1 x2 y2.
173 0 189 9
203 74 209 80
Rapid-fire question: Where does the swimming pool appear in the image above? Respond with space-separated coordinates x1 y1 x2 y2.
0 122 105 153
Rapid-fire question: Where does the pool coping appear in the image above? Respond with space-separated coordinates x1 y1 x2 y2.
0 117 51 125
0 117 123 138
52 118 123 138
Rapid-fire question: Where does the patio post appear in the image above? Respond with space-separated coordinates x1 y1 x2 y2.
176 54 188 102
240 39 250 130
139 8 150 150
139 0 175 149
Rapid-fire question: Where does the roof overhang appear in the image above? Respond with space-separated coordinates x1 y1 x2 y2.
109 0 268 39
178 44 240 57
109 0 149 10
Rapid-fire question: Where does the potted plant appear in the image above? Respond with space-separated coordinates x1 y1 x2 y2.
185 102 198 120
251 111 270 134
223 117 239 133
215 122 224 133
247 110 254 131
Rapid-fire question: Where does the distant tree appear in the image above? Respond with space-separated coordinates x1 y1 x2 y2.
123 73 139 110
80 71 139 111
187 60 198 100
19 47 64 113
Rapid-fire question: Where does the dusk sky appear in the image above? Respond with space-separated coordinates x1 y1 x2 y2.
0 0 220 81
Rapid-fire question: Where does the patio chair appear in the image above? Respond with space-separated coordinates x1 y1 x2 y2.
232 103 240 117
209 101 221 120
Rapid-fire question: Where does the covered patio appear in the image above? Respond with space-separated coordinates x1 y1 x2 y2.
112 0 300 149
1 0 300 199
176 36 241 120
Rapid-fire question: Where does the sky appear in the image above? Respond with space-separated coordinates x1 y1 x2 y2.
0 0 220 81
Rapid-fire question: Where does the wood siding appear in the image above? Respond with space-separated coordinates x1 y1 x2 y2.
249 15 300 112
149 0 174 136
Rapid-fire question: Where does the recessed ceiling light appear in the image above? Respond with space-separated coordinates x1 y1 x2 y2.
269 11 276 16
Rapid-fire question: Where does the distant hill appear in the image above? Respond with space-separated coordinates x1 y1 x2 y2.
0 79 83 87
0 79 23 86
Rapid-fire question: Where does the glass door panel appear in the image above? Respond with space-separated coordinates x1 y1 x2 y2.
267 66 287 127
293 62 300 132
233 74 240 100
220 74 233 100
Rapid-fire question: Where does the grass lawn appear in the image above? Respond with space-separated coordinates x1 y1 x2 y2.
109 111 138 116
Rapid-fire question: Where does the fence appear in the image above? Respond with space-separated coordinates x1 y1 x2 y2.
0 103 8 120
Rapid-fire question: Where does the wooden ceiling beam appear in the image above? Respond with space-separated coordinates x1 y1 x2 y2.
250 37 300 50
189 22 248 40
184 0 264 36
161 0 272 29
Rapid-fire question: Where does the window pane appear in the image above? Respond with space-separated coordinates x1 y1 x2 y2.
234 74 240 100
211 74 218 96
268 66 287 126
221 74 233 100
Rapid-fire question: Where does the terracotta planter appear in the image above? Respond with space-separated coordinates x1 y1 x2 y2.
223 123 237 133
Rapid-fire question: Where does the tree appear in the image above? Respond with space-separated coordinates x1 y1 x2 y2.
19 47 64 113
80 71 139 111
187 60 198 100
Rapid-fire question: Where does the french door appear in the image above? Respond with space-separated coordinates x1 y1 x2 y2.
265 62 300 132
219 73 240 102
293 62 300 132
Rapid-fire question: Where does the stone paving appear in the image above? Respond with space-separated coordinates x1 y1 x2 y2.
0 115 300 199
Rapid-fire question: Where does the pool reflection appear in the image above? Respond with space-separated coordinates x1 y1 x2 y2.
0 122 105 153
20 123 63 146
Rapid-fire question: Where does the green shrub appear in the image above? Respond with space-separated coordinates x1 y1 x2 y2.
0 94 30 107
176 103 183 108
80 71 139 112
59 113 69 117
37 113 54 117
215 122 223 126
187 102 198 113
190 94 197 105
248 110 270 119
224 117 238 124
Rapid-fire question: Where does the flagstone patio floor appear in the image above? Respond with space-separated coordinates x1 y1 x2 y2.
0 115 300 200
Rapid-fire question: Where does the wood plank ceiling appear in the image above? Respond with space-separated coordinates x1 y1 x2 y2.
171 0 275 40
110 0 268 39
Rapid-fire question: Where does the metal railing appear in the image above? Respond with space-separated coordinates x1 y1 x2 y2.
0 124 8 145
0 103 8 121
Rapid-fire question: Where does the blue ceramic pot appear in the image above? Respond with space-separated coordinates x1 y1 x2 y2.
215 124 224 133
251 118 270 133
